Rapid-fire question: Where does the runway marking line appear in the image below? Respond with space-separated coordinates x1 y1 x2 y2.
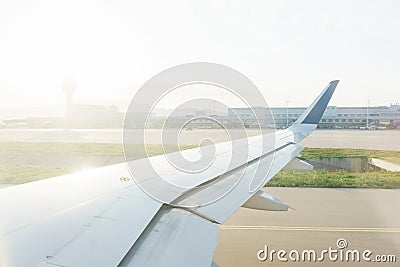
220 225 400 233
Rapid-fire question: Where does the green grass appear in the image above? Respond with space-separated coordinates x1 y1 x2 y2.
0 142 196 184
0 142 194 157
0 142 123 155
300 147 400 164
268 170 400 189
0 164 74 184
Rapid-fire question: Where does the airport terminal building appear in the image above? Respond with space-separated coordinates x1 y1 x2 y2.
229 104 400 129
2 104 400 129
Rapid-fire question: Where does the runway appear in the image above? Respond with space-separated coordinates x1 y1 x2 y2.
220 225 400 233
0 128 399 150
213 187 400 266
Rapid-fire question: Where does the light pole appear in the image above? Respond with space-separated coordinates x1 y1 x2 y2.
286 101 291 128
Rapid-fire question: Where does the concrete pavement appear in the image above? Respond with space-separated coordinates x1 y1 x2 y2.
0 129 399 150
213 187 400 266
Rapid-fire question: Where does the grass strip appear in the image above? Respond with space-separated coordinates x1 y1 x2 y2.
300 147 400 164
268 170 400 189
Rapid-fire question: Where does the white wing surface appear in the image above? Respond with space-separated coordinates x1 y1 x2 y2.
0 81 338 267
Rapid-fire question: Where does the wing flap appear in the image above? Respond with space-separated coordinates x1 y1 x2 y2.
119 207 219 267
173 144 303 223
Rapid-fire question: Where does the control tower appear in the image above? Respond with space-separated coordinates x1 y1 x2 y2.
62 79 77 118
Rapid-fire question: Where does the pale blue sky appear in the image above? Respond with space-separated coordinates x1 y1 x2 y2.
0 0 399 110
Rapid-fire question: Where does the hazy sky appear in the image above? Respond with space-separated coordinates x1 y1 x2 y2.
1 0 399 111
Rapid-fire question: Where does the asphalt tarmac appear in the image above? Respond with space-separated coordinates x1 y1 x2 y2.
0 129 399 150
213 187 400 266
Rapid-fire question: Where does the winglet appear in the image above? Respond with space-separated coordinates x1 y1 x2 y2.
294 80 339 125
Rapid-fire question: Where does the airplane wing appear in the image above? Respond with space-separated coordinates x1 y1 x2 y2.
0 81 338 267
